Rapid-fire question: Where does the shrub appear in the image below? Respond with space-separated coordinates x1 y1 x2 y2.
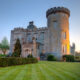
11 52 18 57
47 55 56 61
0 54 7 58
27 54 33 58
75 56 80 62
0 57 38 67
63 55 74 62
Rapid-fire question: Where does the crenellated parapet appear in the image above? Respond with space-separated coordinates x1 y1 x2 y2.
14 27 24 30
37 27 48 31
26 27 48 32
12 27 27 32
46 7 70 18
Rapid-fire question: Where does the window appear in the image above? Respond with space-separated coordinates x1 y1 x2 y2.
62 45 67 54
38 45 39 49
53 21 57 29
62 32 66 39
40 32 44 40
27 34 31 42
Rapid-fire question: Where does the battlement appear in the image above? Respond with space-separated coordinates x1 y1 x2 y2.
46 7 70 17
37 27 48 31
14 27 24 30
12 27 48 33
26 27 48 32
12 27 26 32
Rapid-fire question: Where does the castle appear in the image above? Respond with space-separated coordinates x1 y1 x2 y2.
10 7 70 60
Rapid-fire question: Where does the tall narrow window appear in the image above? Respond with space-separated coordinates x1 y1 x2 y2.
62 32 66 39
62 45 67 54
40 32 44 40
27 34 31 42
53 21 57 29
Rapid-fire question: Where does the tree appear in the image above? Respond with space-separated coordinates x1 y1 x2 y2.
47 55 56 61
12 39 21 57
0 37 9 55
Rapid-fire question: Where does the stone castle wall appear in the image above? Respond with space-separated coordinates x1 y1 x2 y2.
10 7 70 60
10 27 49 55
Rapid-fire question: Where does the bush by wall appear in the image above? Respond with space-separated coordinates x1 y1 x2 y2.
11 52 18 57
63 55 74 62
0 57 38 67
27 54 33 58
47 55 56 61
74 56 80 62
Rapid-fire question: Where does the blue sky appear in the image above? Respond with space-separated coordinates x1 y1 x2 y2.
0 0 80 52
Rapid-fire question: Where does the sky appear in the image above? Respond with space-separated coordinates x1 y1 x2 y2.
0 0 80 52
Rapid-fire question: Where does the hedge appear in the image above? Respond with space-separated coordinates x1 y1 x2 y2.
0 57 38 67
63 55 74 62
0 54 6 58
47 55 56 61
27 54 33 58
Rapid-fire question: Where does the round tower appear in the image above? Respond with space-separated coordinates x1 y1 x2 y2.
46 7 70 59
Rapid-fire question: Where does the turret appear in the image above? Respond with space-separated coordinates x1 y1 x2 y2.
27 21 37 30
46 7 70 59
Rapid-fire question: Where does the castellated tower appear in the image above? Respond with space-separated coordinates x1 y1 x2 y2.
46 7 70 59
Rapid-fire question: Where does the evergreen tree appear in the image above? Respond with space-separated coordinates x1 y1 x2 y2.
13 39 21 57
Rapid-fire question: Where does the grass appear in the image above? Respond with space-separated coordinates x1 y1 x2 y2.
0 61 80 80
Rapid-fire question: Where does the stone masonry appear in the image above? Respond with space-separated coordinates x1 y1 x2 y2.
10 7 70 60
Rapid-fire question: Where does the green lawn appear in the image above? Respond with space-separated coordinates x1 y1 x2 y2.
0 61 80 80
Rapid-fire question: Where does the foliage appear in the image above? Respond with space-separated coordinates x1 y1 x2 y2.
63 55 75 62
13 39 21 57
74 56 80 62
0 37 9 54
0 57 38 67
0 54 7 58
27 54 33 58
47 55 56 61
12 52 18 57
